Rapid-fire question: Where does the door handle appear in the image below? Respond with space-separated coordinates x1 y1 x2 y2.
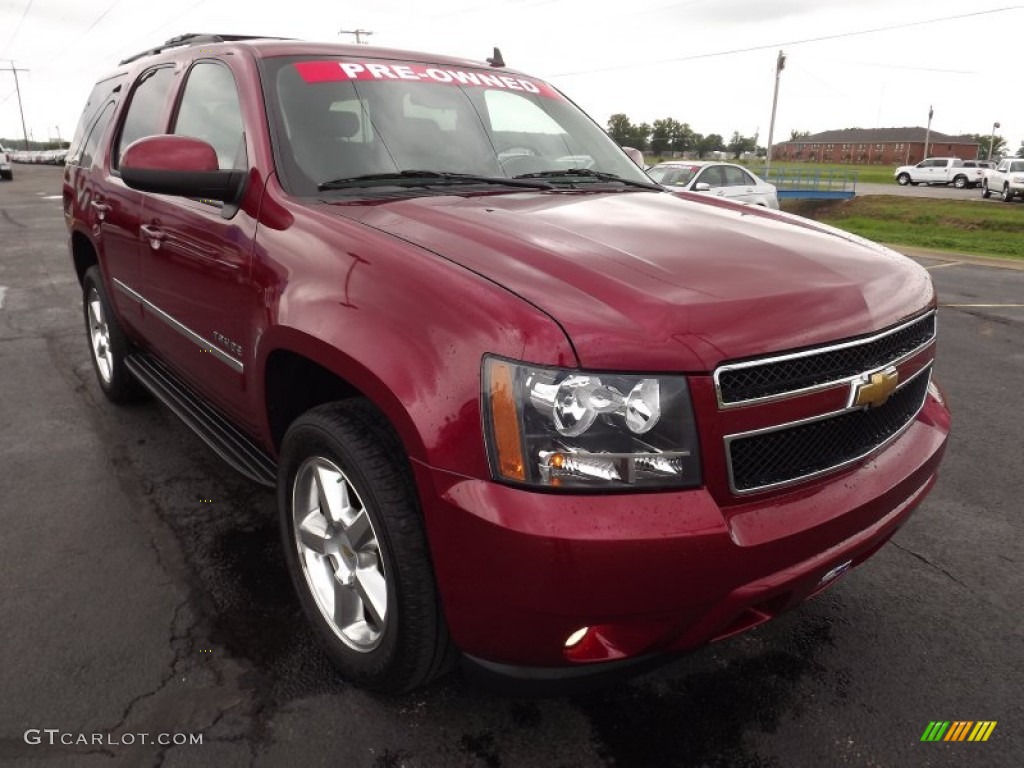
91 200 111 220
140 224 166 250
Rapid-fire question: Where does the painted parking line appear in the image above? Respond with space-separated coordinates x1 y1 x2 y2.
924 261 964 270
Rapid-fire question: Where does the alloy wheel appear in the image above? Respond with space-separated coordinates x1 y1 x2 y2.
87 287 114 385
291 456 389 651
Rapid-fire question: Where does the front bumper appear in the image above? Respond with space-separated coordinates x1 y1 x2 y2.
415 392 949 673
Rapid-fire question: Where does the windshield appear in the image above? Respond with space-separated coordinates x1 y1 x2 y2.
646 165 700 187
264 56 652 195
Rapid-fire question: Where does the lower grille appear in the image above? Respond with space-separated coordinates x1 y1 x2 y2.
727 367 931 493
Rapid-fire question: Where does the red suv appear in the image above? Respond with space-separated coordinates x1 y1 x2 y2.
64 34 950 692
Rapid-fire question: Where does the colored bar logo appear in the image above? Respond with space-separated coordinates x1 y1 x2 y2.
920 721 997 742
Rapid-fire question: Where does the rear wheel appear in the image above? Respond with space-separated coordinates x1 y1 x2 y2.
1003 185 1015 203
896 173 910 186
278 400 455 692
952 175 967 189
82 266 146 403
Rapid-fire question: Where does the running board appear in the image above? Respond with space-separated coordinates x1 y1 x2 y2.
125 353 277 487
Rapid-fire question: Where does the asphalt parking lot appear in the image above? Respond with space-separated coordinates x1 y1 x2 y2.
1 164 1021 767
856 182 1007 201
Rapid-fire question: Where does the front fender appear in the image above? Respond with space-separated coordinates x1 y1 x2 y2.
251 190 577 478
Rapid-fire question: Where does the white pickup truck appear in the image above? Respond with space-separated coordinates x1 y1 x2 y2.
981 158 1024 202
894 158 984 189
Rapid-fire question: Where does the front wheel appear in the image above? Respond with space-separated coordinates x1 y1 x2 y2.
896 173 911 186
278 400 455 692
982 182 991 199
82 266 146 403
1003 185 1015 203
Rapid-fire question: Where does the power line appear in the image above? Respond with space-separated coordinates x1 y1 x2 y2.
87 0 208 73
547 5 1023 78
2 0 34 58
814 58 975 75
36 0 125 71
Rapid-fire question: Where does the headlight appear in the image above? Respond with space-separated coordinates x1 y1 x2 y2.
482 356 702 490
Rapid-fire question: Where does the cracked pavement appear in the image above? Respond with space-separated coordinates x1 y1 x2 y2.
0 165 1020 766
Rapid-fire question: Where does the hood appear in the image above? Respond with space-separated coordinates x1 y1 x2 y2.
324 191 933 371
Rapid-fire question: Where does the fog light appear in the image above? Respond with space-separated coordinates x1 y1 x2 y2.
564 626 589 648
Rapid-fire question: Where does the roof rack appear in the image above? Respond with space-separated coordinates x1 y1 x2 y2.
119 33 293 65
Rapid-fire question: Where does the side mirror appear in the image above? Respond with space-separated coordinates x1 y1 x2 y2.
622 146 645 167
121 135 245 204
694 182 711 192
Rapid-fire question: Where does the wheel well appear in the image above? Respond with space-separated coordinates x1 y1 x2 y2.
265 350 363 451
71 231 98 285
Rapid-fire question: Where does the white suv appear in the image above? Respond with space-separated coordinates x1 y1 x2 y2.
0 146 12 181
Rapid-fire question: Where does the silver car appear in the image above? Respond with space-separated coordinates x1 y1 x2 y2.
647 161 779 209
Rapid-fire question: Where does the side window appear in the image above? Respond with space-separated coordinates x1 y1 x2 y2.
722 166 749 186
78 102 116 169
115 67 175 169
67 76 125 164
696 167 725 188
173 61 246 170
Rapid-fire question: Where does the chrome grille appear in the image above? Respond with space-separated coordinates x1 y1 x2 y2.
726 366 931 494
716 312 935 406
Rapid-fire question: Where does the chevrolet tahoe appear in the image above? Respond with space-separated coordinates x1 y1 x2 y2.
64 34 950 692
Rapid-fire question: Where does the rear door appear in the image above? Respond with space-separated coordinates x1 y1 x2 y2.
88 67 176 330
137 58 259 427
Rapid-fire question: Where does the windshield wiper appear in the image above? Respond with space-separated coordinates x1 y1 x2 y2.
513 168 663 191
319 170 554 191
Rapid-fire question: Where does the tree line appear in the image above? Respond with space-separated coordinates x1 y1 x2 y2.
606 114 761 159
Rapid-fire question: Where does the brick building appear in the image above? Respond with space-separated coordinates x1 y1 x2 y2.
772 128 979 165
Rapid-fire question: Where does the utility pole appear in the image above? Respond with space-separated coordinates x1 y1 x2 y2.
923 105 933 161
339 29 373 44
988 121 1000 160
764 50 786 179
1 61 30 151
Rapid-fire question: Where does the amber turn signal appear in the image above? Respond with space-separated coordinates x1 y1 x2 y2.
487 360 526 481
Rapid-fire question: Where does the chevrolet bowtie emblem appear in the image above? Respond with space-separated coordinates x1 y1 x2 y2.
853 367 899 409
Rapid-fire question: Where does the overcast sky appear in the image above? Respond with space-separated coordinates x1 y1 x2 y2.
1 0 1020 154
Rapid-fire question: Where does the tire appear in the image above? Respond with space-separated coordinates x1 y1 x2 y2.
896 173 910 186
0 170 11 181
1003 185 1015 203
952 175 967 189
278 400 455 692
982 182 991 199
82 266 147 403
